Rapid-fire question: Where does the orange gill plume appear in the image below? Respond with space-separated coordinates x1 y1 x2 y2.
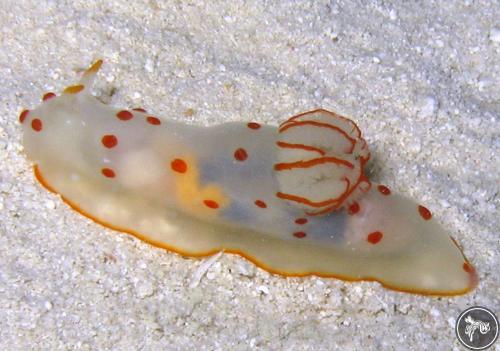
275 109 371 215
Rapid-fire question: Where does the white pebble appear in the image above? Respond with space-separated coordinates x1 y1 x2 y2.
315 279 325 286
224 15 235 23
408 140 421 154
235 260 255 277
257 285 269 295
430 308 440 318
314 89 323 98
0 182 11 192
135 280 155 298
417 96 438 118
45 200 56 209
144 59 154 73
489 27 500 43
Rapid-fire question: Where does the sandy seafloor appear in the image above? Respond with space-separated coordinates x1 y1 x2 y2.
0 0 499 350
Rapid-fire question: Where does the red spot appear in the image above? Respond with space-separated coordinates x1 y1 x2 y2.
254 200 267 208
203 200 219 209
367 231 383 244
101 135 118 148
418 205 432 220
348 202 360 215
116 110 133 121
31 118 42 132
133 108 147 113
234 148 248 161
247 122 261 130
43 92 56 101
377 185 391 195
293 231 307 238
295 218 308 225
171 159 187 173
462 262 474 274
101 168 116 178
146 116 161 125
19 110 29 124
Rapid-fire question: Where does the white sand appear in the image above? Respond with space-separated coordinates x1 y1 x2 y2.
1 1 499 350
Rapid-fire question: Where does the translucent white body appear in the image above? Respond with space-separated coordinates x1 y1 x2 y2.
20 61 478 295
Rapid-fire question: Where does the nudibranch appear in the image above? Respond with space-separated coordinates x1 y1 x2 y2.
20 60 478 295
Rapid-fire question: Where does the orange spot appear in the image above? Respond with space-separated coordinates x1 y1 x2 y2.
418 205 432 220
367 231 383 244
247 122 261 130
462 262 474 274
31 118 42 132
293 231 307 238
116 110 133 121
133 107 147 113
254 200 267 208
377 185 391 195
171 159 187 173
203 200 219 209
295 218 308 225
101 168 115 178
146 116 161 125
42 92 56 101
234 148 248 161
19 109 29 124
101 135 118 148
348 202 360 215
63 84 85 94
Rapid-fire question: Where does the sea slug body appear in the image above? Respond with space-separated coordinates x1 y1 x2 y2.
20 60 478 295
